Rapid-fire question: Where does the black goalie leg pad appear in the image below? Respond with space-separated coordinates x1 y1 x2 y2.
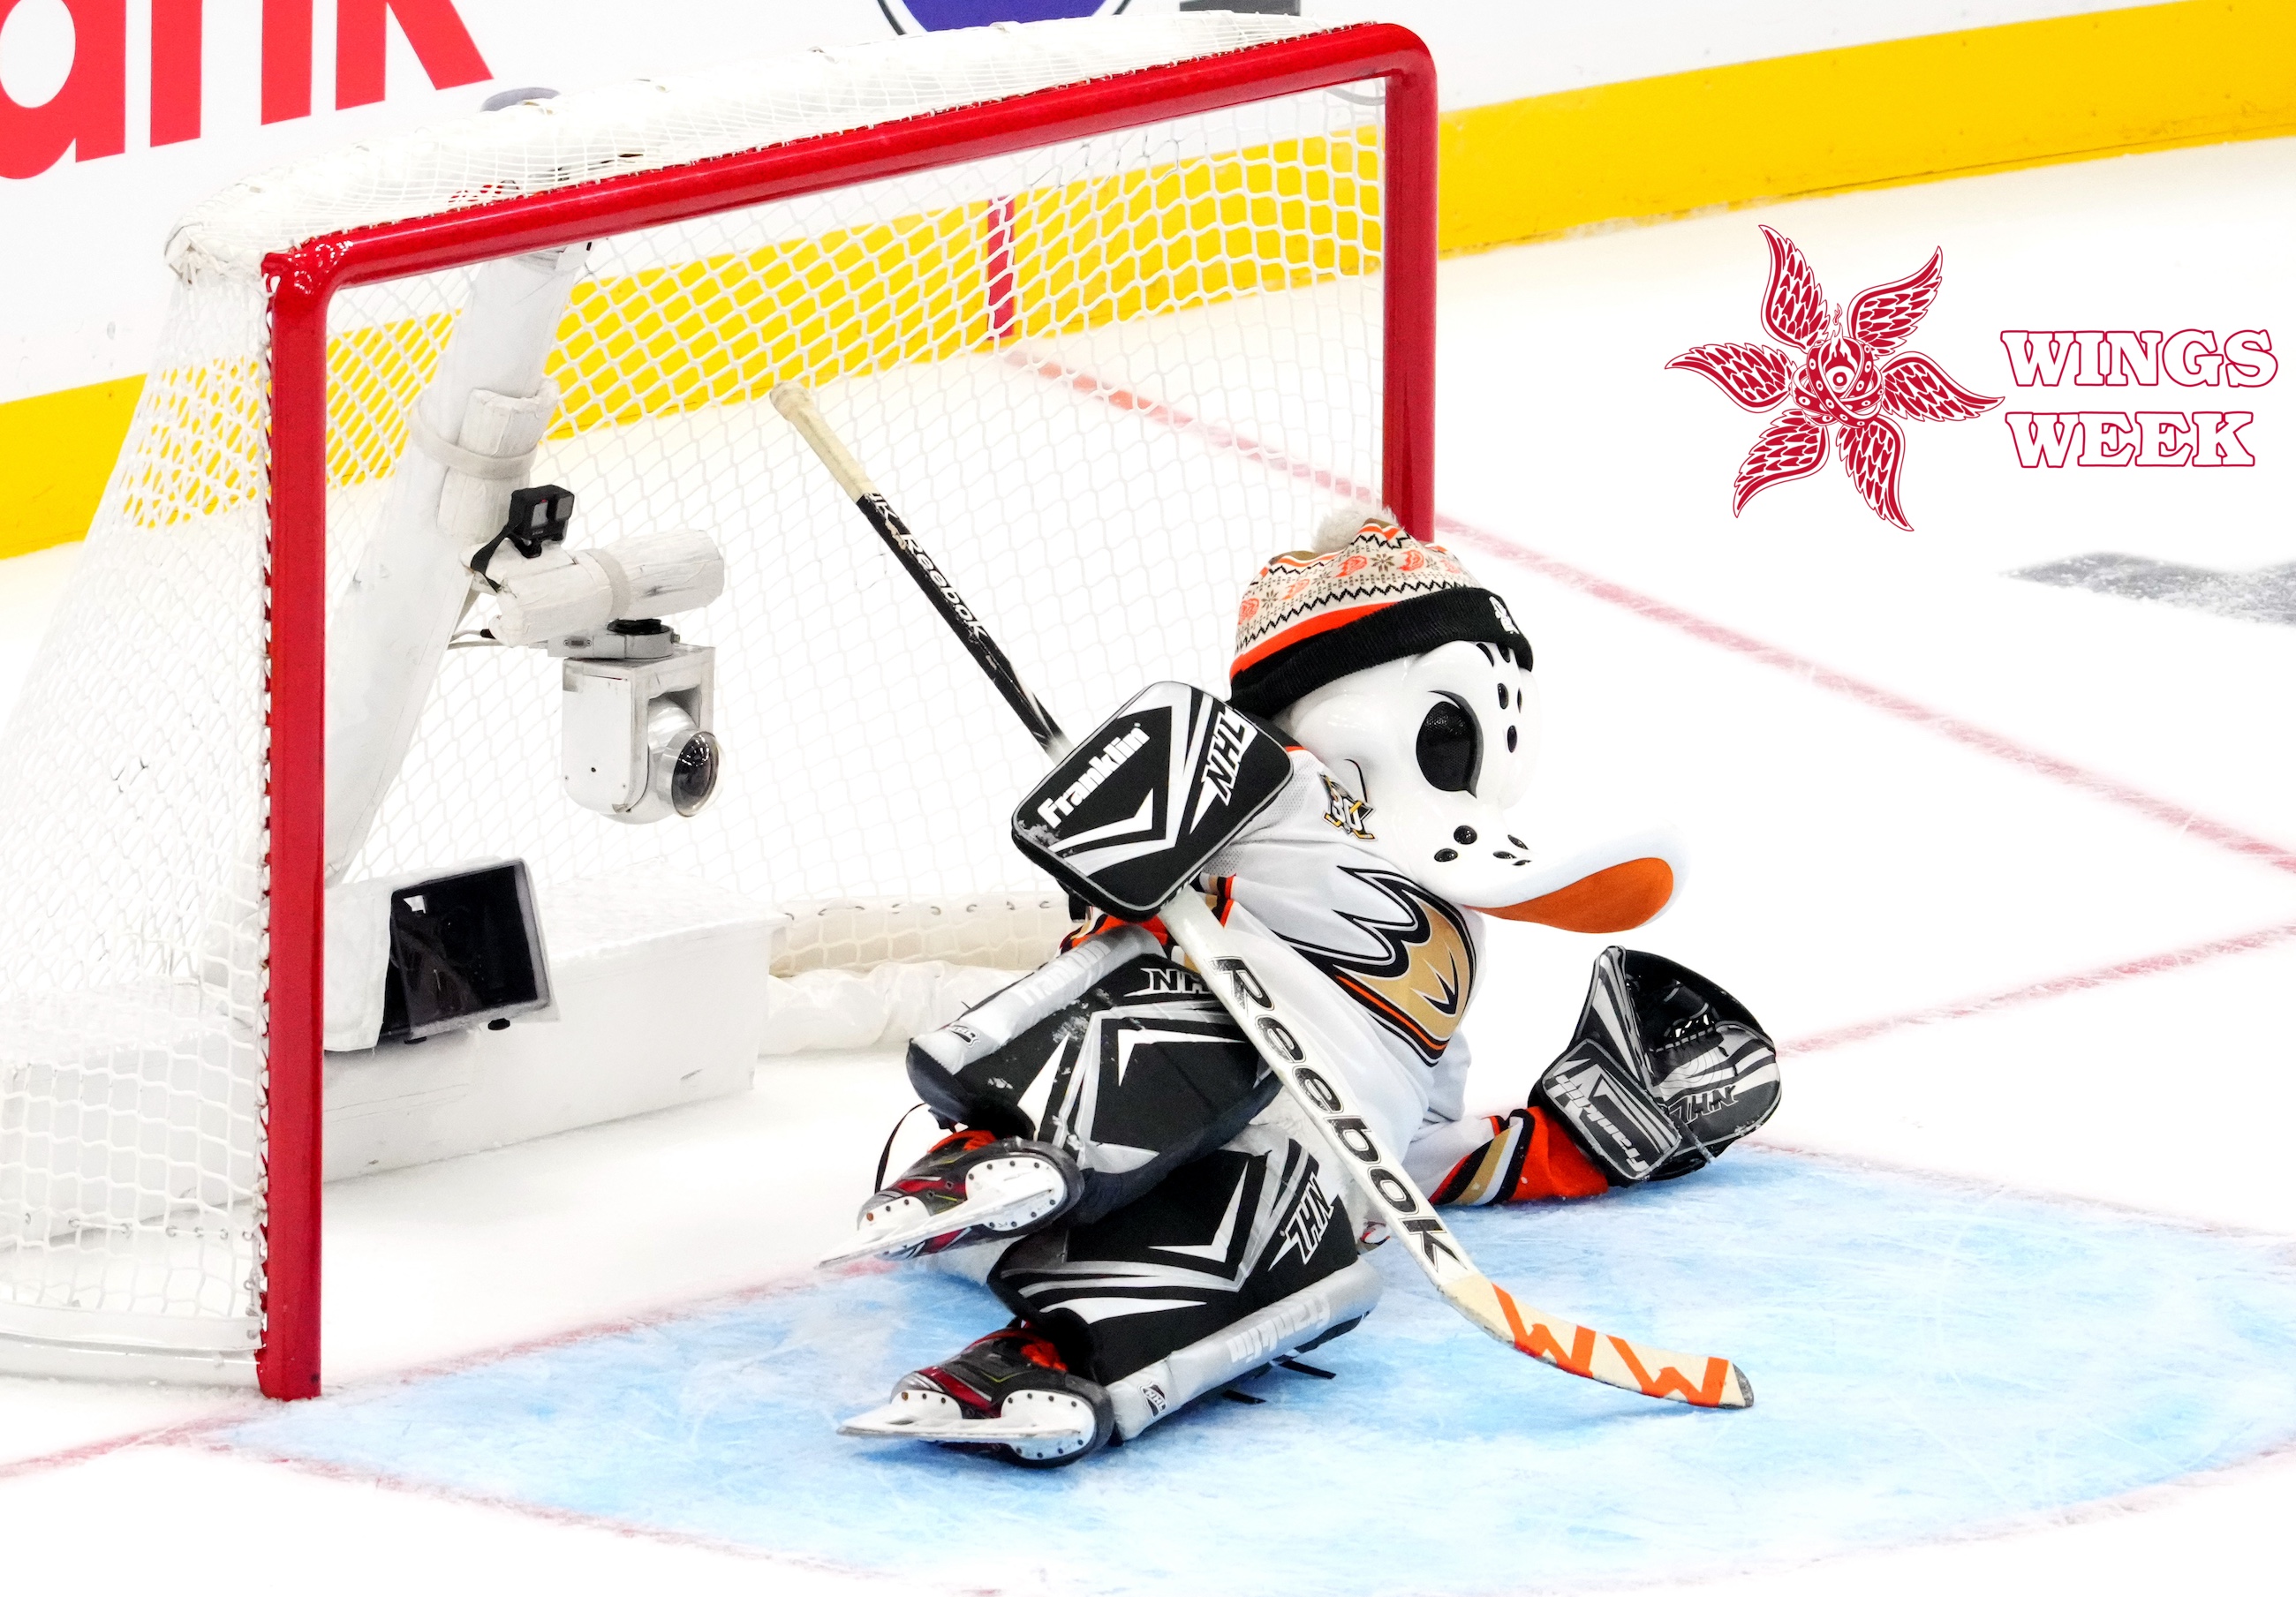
1532 946 1780 1186
987 1122 1381 1442
907 929 1277 1224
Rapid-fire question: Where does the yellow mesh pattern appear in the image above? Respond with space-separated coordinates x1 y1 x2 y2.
0 19 1389 1374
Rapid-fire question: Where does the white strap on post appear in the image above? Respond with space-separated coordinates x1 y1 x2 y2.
571 547 634 621
404 402 538 481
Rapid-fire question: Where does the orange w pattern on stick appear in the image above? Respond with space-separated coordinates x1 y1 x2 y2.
1484 1280 1751 1410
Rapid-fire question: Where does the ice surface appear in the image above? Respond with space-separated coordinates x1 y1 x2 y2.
217 1150 2296 1595
6 133 2296 1593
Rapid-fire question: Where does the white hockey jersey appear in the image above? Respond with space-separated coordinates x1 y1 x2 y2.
1202 748 1484 1176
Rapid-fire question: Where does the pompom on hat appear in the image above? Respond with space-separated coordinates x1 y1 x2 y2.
1227 507 1533 719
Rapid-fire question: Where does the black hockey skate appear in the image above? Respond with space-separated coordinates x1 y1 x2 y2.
838 1323 1116 1469
840 1126 1386 1465
819 1127 1082 1267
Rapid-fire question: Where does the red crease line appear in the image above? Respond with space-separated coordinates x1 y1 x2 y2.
2 1268 853 1486
0 1406 257 1485
1785 920 2296 1055
1016 350 2296 1055
1437 522 2296 880
1013 342 2296 881
190 1437 862 1573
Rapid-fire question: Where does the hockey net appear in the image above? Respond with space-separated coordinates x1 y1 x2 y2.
0 15 1431 1390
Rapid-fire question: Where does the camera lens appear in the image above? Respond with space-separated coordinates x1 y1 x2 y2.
671 730 719 817
630 698 721 825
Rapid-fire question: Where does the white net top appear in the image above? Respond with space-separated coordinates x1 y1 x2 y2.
168 14 1330 277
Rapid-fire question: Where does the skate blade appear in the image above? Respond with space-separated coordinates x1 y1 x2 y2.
838 1396 1092 1445
817 1156 1068 1268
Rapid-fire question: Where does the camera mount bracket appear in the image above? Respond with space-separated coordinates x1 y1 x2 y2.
470 483 576 579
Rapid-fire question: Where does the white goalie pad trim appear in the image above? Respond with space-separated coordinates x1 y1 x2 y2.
1106 1258 1384 1440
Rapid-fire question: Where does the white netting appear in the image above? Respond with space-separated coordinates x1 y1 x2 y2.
0 14 1388 1370
168 15 1329 275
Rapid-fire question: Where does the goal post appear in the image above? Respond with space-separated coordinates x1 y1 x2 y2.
0 14 1435 1399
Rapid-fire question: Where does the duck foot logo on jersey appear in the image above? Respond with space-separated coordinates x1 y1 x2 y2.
1669 226 1999 531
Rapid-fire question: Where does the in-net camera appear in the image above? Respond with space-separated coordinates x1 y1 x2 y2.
474 485 727 825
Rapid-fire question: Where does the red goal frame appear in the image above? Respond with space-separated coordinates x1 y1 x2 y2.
256 22 1438 1399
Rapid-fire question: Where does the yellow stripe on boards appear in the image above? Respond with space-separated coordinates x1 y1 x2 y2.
328 315 457 494
1009 132 1381 337
42 132 1380 540
550 202 993 437
1441 0 2296 252
10 2 2291 557
0 378 144 559
545 131 1378 435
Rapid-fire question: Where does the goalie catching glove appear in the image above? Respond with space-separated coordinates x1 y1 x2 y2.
1532 946 1779 1186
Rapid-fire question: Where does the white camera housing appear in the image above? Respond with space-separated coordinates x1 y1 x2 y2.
562 644 720 824
486 529 724 647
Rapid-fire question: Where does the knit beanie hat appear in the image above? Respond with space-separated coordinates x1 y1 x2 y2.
1228 508 1532 719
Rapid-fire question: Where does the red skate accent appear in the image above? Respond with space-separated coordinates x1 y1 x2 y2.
1003 1330 1069 1372
885 1127 1010 1253
916 1327 1070 1419
916 1367 997 1416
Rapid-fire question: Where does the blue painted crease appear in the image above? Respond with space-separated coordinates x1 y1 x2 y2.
223 1150 2296 1594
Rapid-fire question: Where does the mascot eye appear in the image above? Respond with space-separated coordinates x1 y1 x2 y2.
1416 696 1482 794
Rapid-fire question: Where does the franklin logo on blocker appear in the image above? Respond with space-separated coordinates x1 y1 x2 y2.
1014 682 1293 922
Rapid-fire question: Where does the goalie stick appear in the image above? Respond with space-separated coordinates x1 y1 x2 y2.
772 381 1753 1412
769 382 1065 752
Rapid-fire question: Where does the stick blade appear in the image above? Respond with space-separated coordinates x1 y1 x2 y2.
1456 1275 1754 1409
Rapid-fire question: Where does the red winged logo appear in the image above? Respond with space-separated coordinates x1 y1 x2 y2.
1669 226 2000 530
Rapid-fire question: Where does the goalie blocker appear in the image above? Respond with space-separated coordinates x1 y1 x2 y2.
1011 681 1292 921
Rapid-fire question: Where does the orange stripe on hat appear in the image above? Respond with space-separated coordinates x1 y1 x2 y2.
1230 599 1399 677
